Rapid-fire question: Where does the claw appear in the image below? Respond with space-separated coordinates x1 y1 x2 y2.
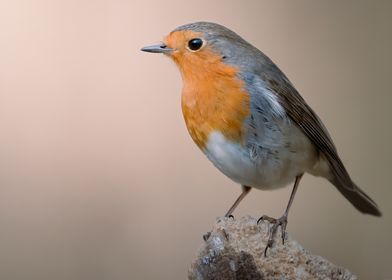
203 231 211 241
264 234 276 257
257 215 277 225
258 214 288 256
264 244 269 257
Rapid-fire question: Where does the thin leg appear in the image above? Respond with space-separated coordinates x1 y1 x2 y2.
284 173 303 217
225 185 251 217
257 173 303 256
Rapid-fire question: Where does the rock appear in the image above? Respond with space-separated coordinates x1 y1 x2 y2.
189 216 356 280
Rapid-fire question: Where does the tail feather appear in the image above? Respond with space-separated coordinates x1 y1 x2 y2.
330 178 381 216
322 147 382 216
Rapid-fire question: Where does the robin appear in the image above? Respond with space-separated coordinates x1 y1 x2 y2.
141 22 381 254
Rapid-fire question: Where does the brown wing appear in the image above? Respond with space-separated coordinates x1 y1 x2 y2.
264 75 353 187
262 74 380 215
265 70 381 216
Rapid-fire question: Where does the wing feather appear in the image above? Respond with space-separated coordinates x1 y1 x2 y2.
261 73 354 188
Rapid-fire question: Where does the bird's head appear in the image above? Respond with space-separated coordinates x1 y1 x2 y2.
141 22 256 81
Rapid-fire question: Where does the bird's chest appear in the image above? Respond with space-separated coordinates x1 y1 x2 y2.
181 75 250 150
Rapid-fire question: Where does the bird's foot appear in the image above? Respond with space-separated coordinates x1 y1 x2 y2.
203 215 235 241
257 214 288 257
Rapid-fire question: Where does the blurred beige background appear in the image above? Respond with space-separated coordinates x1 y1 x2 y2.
0 0 391 279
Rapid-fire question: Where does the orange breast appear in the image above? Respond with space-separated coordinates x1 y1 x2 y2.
163 30 250 149
176 50 250 149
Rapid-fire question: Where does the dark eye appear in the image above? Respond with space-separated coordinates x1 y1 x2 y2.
188 38 203 51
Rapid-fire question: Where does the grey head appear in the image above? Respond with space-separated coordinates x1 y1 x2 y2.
173 22 278 75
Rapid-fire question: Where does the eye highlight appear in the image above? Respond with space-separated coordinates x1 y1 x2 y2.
188 38 203 51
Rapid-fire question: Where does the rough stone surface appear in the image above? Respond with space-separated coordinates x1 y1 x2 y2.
189 216 356 280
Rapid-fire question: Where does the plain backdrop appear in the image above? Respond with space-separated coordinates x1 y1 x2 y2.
0 0 391 279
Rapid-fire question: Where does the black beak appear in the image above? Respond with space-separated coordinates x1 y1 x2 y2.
141 42 173 54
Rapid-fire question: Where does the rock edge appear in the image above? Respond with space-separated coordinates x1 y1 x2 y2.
189 216 356 280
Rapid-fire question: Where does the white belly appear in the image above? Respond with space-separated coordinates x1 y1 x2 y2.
204 130 318 190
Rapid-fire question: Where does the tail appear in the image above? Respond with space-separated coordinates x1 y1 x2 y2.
330 177 381 216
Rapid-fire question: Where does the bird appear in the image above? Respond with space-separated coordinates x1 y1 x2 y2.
141 22 381 254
